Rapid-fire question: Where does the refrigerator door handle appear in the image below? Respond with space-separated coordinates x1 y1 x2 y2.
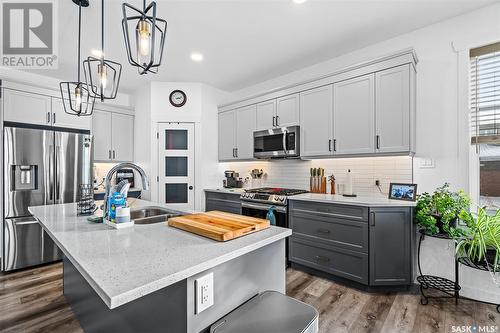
55 146 60 201
48 145 54 202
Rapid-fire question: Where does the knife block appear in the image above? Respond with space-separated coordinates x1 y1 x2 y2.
310 177 326 194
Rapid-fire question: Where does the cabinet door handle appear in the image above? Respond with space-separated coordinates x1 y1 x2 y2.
333 139 337 152
272 116 276 127
314 255 330 263
47 112 51 124
113 150 116 159
328 139 332 152
370 212 376 226
108 150 112 159
376 135 380 150
235 148 238 158
276 115 279 127
316 228 330 234
53 112 56 124
232 148 235 158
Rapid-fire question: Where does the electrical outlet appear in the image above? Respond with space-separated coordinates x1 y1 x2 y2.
375 180 380 186
195 272 214 314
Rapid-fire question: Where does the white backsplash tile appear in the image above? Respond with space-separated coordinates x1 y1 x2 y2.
219 156 413 197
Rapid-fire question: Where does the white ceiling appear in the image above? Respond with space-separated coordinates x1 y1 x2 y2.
23 0 496 94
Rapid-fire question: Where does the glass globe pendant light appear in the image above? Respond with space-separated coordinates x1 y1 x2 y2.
59 0 95 116
84 0 122 102
121 0 167 75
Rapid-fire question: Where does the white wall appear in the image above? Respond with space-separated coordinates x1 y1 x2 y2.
225 3 500 303
134 82 229 209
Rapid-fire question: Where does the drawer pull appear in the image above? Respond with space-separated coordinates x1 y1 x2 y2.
316 228 330 234
314 255 330 263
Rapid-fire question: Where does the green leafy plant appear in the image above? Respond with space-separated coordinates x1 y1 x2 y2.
415 183 471 237
456 207 500 270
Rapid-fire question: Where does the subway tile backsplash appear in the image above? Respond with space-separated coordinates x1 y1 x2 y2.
219 156 413 197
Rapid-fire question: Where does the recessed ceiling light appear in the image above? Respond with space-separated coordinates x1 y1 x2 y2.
292 0 307 4
190 52 204 62
91 49 104 58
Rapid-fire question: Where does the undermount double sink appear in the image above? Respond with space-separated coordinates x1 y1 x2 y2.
130 206 184 225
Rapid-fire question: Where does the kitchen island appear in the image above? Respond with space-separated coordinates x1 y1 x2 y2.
29 199 291 333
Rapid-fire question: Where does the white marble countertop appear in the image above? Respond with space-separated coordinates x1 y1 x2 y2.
289 193 416 207
28 199 291 309
204 188 246 194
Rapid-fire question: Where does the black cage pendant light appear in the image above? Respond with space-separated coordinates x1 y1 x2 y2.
121 0 167 75
59 0 95 116
84 0 122 102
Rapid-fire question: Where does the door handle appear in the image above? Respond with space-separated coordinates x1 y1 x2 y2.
376 135 380 150
328 139 332 152
235 148 238 158
314 255 330 263
47 112 51 124
188 186 194 190
53 112 56 124
282 130 288 155
316 228 330 234
113 150 116 159
333 139 337 152
55 146 60 201
370 212 376 226
276 115 279 126
272 116 276 127
109 150 112 159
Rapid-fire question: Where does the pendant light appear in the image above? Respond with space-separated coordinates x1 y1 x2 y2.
59 0 95 116
84 0 122 102
121 0 167 75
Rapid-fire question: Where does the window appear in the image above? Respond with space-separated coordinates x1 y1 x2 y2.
470 43 500 211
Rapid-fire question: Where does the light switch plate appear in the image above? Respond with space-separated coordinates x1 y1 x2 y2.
195 272 214 314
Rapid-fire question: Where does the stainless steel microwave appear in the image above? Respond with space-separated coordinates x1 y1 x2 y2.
253 126 300 159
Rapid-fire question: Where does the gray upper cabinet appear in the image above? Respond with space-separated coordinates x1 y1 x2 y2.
276 94 300 127
218 106 256 161
300 85 333 157
92 110 134 162
93 110 113 161
235 105 257 159
256 99 276 130
218 110 237 161
3 89 52 126
375 65 411 153
333 74 375 155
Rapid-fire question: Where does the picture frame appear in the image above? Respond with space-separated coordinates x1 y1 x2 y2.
388 183 417 201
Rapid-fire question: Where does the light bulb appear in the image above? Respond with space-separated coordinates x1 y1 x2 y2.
75 86 82 109
137 19 151 57
98 64 108 89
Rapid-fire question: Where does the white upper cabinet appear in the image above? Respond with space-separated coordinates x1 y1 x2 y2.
111 113 134 162
218 110 237 161
375 65 411 153
92 110 113 161
300 85 333 157
3 89 51 126
333 74 375 155
235 105 257 160
276 94 299 127
256 99 276 130
51 97 92 130
92 110 134 162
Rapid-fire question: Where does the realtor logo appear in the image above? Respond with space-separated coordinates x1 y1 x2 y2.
1 0 58 68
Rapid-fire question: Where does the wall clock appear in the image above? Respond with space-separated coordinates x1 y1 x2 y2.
169 90 187 107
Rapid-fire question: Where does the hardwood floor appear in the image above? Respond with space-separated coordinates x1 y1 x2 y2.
1 263 498 332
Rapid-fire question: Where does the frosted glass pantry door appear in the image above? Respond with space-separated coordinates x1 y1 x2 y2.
158 123 195 212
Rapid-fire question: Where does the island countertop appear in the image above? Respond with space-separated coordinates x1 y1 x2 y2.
28 199 291 309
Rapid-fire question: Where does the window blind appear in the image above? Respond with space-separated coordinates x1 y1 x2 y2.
470 42 500 144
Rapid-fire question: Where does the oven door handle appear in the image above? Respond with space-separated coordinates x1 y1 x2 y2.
282 129 288 155
241 202 287 213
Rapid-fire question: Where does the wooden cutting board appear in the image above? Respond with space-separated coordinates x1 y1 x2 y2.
167 211 270 242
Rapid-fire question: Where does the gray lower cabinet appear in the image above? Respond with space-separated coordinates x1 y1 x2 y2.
369 207 413 286
205 191 241 214
289 200 413 288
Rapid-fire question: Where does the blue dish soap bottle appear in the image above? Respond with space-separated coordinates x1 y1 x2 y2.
266 206 276 226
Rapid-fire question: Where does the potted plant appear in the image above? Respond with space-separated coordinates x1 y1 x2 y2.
415 183 471 237
456 207 500 270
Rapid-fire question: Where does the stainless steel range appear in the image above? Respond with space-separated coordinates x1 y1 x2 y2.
240 187 307 264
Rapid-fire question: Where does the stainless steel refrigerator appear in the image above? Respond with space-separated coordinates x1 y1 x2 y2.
2 125 93 271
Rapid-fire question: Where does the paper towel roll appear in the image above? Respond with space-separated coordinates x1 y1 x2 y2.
345 169 353 195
